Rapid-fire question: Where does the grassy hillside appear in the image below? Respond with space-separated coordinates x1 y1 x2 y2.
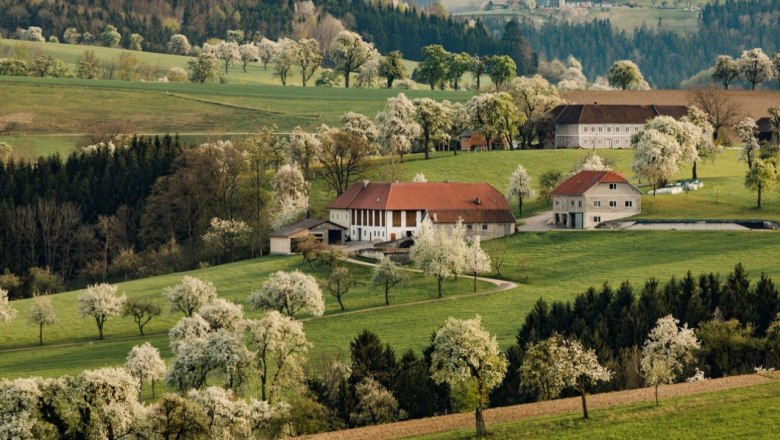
0 39 420 87
418 380 780 439
2 228 779 380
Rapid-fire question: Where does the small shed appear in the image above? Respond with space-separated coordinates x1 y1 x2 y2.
269 219 347 255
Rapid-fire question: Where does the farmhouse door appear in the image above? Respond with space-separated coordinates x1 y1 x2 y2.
390 233 396 241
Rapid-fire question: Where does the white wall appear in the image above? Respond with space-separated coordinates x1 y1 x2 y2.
555 123 644 148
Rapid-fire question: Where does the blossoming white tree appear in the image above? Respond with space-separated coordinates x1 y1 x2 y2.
413 98 449 159
370 255 408 305
507 164 532 214
199 298 245 332
273 38 298 86
125 342 167 398
270 164 309 230
430 315 507 438
578 154 611 172
410 218 467 298
296 38 323 86
412 172 428 182
247 311 310 401
238 43 259 72
0 288 16 324
71 367 141 438
169 313 211 354
521 335 611 418
341 111 379 145
738 48 774 90
631 128 682 195
28 294 57 345
202 217 252 264
186 387 251 439
290 127 321 181
248 270 325 317
257 37 279 71
168 34 191 55
204 40 240 73
328 31 379 88
164 276 217 317
464 237 491 292
205 330 252 390
350 377 404 426
641 315 700 405
376 93 422 161
77 283 126 340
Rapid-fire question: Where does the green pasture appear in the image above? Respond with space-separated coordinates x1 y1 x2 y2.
3 229 780 380
418 381 780 439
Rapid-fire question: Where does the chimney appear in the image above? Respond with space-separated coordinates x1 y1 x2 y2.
594 100 598 105
362 179 369 188
474 197 481 205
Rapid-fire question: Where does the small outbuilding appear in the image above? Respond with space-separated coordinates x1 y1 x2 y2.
269 219 347 255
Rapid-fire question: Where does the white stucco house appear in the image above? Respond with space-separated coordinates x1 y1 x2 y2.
552 104 689 149
326 181 516 242
551 170 642 229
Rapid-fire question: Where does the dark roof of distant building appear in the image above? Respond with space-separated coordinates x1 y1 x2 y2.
552 170 637 196
269 219 345 238
327 182 516 224
757 117 773 133
552 104 689 125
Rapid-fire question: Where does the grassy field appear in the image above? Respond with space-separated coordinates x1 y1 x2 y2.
3 228 780 381
0 39 420 87
0 75 466 157
418 381 780 439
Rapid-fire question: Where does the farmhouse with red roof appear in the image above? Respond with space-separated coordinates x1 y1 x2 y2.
551 170 641 229
327 181 516 242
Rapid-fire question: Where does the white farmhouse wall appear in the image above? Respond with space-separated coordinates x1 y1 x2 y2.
553 182 641 229
555 123 644 148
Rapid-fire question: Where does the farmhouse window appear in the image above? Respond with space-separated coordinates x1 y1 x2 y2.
594 216 601 222
406 210 417 227
482 224 488 230
356 210 361 225
578 201 582 208
609 200 617 207
609 183 617 190
625 200 634 207
381 211 385 227
393 211 402 227
467 224 473 230
594 200 601 207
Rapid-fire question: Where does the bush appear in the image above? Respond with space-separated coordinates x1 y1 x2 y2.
28 267 65 295
167 67 188 82
0 58 28 76
394 79 417 90
48 36 59 43
315 69 341 87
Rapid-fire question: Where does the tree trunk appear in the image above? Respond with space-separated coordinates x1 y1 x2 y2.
476 75 481 91
437 277 443 298
692 160 698 180
580 391 589 419
757 184 762 208
518 197 523 214
344 69 350 88
97 318 104 340
473 273 478 292
475 407 486 438
424 131 430 160
39 323 44 346
655 385 659 406
751 82 756 91
385 284 390 306
337 296 345 311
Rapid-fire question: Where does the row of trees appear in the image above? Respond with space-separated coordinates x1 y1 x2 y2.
711 48 780 90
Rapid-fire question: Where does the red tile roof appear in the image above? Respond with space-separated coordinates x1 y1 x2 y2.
551 170 634 196
327 182 515 224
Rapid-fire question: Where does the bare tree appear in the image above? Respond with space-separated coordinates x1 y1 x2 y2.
689 87 742 141
316 129 376 195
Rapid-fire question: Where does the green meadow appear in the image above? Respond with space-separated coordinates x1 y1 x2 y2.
418 381 780 440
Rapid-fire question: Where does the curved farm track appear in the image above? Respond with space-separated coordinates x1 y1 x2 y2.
302 373 778 440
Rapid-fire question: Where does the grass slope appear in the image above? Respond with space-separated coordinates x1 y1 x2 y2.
418 381 780 439
3 229 780 380
0 255 490 378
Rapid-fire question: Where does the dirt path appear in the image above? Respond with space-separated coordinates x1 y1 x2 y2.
302 373 778 440
299 258 518 322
